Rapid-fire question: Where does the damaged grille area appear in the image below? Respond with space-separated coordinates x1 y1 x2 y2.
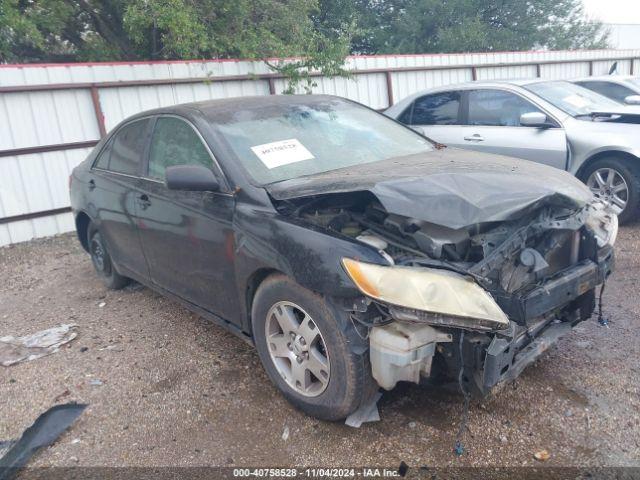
278 191 611 327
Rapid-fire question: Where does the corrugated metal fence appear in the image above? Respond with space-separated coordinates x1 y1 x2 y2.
1 49 640 246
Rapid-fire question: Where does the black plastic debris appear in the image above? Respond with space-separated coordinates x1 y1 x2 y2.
0 403 87 480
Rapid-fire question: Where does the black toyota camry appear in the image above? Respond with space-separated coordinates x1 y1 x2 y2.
70 95 616 420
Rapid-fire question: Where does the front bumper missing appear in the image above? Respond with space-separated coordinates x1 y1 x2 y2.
493 245 614 324
476 247 614 394
479 320 571 393
372 247 614 394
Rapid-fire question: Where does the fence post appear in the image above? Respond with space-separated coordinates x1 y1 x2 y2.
385 71 394 107
90 86 107 138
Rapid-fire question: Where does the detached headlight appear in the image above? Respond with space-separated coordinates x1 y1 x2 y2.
585 202 618 247
342 258 509 331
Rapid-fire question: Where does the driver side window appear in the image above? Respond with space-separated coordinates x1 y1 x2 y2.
468 89 544 127
148 117 213 181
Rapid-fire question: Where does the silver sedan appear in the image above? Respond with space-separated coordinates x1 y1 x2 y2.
385 80 640 223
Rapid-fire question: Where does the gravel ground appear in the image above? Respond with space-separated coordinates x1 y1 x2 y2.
0 224 639 471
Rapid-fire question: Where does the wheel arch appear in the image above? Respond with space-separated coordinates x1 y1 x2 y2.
74 211 92 252
576 150 640 180
244 267 285 337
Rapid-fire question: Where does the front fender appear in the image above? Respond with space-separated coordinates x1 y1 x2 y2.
566 123 640 175
232 202 385 328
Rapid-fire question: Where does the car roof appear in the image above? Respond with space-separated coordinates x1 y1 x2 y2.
573 75 638 83
124 94 351 124
385 79 557 107
391 78 567 97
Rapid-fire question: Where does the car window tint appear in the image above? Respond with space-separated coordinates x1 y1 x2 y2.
397 106 413 124
468 90 542 127
148 117 213 180
94 139 112 169
576 81 635 103
411 92 461 125
109 119 150 175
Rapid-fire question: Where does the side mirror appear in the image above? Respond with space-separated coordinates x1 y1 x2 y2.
624 95 640 106
520 111 551 128
165 165 219 192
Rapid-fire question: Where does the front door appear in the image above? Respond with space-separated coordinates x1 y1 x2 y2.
135 116 239 320
456 89 568 169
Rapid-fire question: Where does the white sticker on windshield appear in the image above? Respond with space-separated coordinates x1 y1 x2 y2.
563 94 590 109
251 139 314 169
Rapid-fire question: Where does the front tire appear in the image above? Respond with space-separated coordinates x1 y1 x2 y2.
87 224 130 290
251 274 376 420
581 157 640 224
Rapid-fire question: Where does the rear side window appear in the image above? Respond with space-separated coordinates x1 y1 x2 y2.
147 117 213 180
576 81 635 103
468 90 543 127
94 139 112 170
410 92 461 125
108 119 150 175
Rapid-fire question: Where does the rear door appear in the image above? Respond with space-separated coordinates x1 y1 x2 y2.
398 90 467 147
89 118 152 278
134 115 238 320
458 89 567 169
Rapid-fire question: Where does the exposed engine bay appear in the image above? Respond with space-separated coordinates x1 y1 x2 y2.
276 190 617 394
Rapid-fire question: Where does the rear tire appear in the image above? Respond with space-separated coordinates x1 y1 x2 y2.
87 223 130 290
581 157 640 224
251 274 376 420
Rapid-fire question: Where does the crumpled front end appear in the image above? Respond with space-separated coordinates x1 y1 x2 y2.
279 188 617 394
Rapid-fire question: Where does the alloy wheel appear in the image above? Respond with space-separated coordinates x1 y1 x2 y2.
586 167 628 215
265 301 330 397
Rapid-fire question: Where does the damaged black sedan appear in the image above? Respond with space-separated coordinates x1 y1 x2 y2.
70 95 616 420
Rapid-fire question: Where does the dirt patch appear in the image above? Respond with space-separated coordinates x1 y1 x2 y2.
1 225 639 468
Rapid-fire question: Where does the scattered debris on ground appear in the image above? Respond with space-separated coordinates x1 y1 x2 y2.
0 325 77 367
345 391 383 428
0 403 86 479
534 449 551 462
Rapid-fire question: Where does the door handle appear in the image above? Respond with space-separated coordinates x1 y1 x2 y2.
137 194 151 210
88 179 96 191
463 134 484 142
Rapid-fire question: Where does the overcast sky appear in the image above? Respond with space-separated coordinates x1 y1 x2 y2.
582 0 640 24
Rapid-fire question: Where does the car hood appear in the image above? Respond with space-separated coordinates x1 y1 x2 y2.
586 105 640 123
265 148 592 230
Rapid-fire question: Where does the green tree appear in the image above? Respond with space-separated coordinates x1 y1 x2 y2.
0 0 610 85
360 0 608 54
0 0 352 92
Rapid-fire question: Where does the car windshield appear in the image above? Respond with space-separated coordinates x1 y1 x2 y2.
525 81 621 116
211 98 433 185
